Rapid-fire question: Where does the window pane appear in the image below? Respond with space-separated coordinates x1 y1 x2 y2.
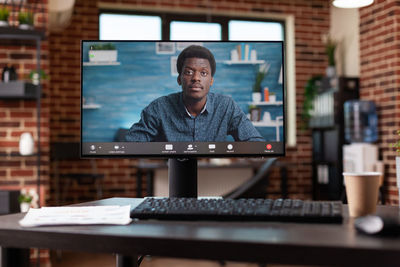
170 21 221 40
100 14 161 40
229 20 283 41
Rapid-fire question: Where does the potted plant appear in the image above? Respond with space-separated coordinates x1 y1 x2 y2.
18 189 33 212
252 63 270 102
88 43 118 62
18 11 34 30
28 69 48 85
322 34 337 77
0 7 9 27
269 92 276 103
301 75 322 129
391 130 400 191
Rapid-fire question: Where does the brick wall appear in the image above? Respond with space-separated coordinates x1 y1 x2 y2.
0 1 50 265
359 0 400 204
0 1 49 204
48 0 330 203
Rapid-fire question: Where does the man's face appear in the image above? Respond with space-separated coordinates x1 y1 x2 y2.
178 57 214 103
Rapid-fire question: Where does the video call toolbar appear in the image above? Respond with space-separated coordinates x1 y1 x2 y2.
82 142 284 156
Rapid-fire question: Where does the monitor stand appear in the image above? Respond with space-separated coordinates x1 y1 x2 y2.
168 158 198 198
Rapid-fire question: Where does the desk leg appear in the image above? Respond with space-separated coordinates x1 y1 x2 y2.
116 254 138 267
137 170 143 198
146 170 154 197
1 247 30 267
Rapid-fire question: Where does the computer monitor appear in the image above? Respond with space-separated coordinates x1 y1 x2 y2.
81 41 285 197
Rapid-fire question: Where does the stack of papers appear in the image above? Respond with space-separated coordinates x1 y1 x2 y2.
19 205 132 227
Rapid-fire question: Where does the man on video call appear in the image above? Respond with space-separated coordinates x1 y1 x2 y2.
126 45 264 142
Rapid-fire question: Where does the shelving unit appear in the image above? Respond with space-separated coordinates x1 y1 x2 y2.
223 60 265 65
249 101 283 106
82 61 121 66
310 76 359 200
0 27 45 205
82 103 101 109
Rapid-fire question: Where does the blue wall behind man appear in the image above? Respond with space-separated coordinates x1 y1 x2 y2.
82 41 284 142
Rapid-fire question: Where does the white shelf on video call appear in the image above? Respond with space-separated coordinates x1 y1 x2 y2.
249 101 283 106
223 60 265 65
252 120 283 127
83 104 102 109
83 61 121 66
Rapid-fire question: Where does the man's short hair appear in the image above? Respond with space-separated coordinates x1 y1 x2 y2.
176 45 216 77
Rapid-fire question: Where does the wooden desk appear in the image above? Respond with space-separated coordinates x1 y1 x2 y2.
1 198 400 267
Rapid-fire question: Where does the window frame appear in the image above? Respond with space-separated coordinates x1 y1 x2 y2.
98 9 285 41
98 8 296 147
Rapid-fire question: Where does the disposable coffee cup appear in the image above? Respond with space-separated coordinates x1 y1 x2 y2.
343 172 381 217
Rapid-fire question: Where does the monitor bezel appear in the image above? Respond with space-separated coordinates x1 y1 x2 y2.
80 40 286 159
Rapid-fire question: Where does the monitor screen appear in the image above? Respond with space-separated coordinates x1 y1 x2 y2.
81 41 285 158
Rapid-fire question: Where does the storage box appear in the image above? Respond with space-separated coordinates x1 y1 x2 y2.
343 143 378 172
0 190 20 215
0 81 38 98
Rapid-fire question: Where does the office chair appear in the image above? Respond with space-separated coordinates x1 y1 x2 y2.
223 158 278 199
51 142 104 205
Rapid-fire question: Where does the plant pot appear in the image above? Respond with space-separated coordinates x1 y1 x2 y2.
89 50 118 62
269 95 276 103
19 132 34 156
252 92 261 103
326 66 336 77
20 202 30 212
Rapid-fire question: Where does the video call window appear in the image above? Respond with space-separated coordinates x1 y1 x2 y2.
82 41 284 144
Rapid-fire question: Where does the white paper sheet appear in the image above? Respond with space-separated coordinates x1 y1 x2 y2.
19 205 132 227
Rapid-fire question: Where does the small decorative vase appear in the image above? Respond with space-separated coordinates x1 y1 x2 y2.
252 92 261 103
20 202 30 212
326 66 336 77
269 95 276 103
19 132 34 156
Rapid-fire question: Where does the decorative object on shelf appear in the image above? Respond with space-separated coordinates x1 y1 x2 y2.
252 63 270 102
19 132 34 156
18 189 33 212
89 43 118 62
230 49 239 61
322 34 338 77
18 11 34 30
263 87 269 102
269 92 276 103
1 64 18 82
249 105 261 122
301 75 322 129
0 6 9 27
390 130 400 195
262 111 271 123
29 69 48 85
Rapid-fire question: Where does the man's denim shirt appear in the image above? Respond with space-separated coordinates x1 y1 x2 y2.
126 92 264 142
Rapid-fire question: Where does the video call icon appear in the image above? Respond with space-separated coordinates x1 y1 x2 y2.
165 144 173 150
208 144 216 150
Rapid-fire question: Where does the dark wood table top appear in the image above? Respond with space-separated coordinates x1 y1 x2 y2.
0 198 400 266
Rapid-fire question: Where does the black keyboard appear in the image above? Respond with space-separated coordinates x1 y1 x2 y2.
130 198 343 223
